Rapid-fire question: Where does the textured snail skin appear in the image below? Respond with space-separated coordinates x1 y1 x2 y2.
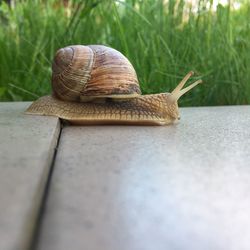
26 93 179 126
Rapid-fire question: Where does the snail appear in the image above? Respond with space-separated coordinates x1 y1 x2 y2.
26 45 202 125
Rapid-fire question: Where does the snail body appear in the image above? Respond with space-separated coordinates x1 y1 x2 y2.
26 45 202 125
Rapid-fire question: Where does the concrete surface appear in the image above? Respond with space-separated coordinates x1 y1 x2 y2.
0 102 60 250
36 106 250 250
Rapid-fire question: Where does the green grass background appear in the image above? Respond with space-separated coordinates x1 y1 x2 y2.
0 0 249 106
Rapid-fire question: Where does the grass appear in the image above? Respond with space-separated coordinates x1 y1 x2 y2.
0 0 249 106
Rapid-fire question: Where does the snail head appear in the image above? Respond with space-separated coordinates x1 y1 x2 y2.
161 71 202 122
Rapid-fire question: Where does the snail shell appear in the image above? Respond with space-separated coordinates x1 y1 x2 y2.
52 45 141 102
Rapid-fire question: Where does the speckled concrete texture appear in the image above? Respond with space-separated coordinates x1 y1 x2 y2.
37 106 250 250
0 103 60 250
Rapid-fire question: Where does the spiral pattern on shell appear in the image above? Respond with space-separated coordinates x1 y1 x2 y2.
51 45 141 102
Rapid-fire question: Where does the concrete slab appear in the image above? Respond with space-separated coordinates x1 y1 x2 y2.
37 106 250 250
0 102 60 250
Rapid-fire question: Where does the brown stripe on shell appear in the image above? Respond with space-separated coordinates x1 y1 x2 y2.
52 46 73 74
52 45 94 101
81 45 141 98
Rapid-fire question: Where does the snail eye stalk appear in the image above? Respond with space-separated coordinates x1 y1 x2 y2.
171 71 202 101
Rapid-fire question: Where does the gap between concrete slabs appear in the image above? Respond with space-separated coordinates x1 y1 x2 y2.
28 119 63 250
